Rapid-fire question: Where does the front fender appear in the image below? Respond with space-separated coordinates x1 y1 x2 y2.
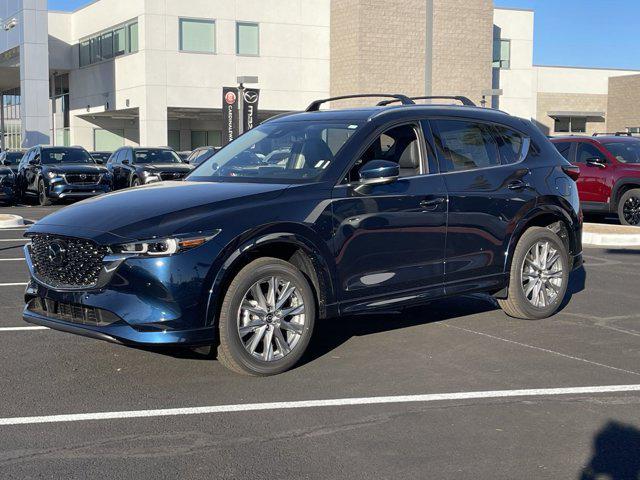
204 223 337 328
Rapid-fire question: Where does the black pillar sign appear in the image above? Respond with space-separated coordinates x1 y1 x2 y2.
242 88 260 132
222 87 239 146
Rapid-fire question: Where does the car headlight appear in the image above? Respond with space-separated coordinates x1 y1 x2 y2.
111 231 221 257
46 171 58 179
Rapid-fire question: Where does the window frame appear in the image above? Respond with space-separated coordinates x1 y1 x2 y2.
78 18 139 69
492 38 511 70
179 18 217 54
236 21 260 57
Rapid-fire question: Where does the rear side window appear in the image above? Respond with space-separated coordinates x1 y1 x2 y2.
432 120 500 172
553 142 573 161
493 126 529 164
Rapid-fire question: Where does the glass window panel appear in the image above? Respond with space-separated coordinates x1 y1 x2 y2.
191 131 208 149
554 117 570 133
114 27 126 55
180 19 216 53
80 40 90 67
128 22 139 53
168 130 181 151
101 31 114 59
433 120 501 172
94 129 125 151
207 130 222 147
237 23 259 55
571 117 586 133
90 36 101 63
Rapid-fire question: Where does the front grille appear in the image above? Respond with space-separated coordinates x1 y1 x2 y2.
65 173 101 185
27 298 119 326
160 172 186 181
30 234 109 289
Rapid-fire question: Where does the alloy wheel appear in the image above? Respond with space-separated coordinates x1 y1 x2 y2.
623 195 640 226
521 240 564 308
236 276 305 362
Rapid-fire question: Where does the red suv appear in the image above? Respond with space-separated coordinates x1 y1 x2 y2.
551 134 640 226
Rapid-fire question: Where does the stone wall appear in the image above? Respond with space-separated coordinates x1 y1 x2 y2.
607 74 640 133
536 92 608 136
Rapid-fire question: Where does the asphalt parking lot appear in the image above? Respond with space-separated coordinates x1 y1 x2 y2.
0 205 639 479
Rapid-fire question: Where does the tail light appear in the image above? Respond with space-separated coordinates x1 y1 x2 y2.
562 165 580 181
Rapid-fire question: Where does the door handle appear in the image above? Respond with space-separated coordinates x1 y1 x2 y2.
508 180 529 190
420 197 445 211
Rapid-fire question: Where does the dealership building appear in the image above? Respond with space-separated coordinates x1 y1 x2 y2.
1 0 640 152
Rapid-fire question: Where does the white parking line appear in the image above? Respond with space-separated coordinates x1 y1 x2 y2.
0 239 28 242
0 327 48 332
1 384 639 426
0 283 28 287
0 258 25 262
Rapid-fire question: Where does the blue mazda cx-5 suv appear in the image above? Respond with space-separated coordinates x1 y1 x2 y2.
23 94 583 376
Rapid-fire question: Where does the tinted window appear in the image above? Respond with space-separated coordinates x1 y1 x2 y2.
553 142 573 161
192 120 361 183
576 143 605 164
41 148 94 165
603 141 640 164
3 152 23 164
133 149 182 164
432 120 500 172
494 126 528 164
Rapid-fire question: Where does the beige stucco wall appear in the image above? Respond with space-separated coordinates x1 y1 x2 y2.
429 0 494 105
536 92 607 136
607 74 640 133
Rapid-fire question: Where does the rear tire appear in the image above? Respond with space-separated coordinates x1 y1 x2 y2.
618 188 640 226
217 257 316 376
38 180 52 206
498 227 569 320
131 177 141 188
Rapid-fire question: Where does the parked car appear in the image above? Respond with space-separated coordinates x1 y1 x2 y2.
90 151 112 164
23 94 582 376
186 146 221 167
17 146 112 206
177 151 192 162
0 163 17 205
0 150 25 173
106 147 194 190
551 133 640 225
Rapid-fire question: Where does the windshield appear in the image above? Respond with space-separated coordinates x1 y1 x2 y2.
42 148 94 165
4 153 23 164
91 152 111 161
189 120 361 183
604 142 640 164
134 149 182 164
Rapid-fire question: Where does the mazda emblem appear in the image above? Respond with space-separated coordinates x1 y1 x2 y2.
47 241 67 267
244 91 259 104
80 174 87 180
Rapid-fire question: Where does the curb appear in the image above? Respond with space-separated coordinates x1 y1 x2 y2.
583 223 640 248
0 214 25 229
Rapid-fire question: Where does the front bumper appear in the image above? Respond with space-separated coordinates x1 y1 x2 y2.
47 181 111 200
22 242 219 346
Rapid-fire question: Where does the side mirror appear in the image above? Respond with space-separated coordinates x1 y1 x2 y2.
122 159 130 165
358 160 399 186
95 159 104 165
586 157 606 168
28 159 36 166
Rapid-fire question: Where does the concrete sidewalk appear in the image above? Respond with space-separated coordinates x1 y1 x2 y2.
583 223 640 247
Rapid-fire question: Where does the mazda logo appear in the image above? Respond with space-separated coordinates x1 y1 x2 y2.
47 241 67 267
80 174 87 180
244 91 259 104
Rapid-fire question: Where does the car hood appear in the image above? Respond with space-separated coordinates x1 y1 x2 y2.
138 163 193 172
44 164 108 175
28 181 290 244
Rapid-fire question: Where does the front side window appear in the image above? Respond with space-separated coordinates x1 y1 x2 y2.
493 39 511 69
344 124 422 183
432 120 500 172
133 149 182 164
604 141 640 164
237 22 259 56
180 19 216 53
191 121 361 183
41 148 94 165
576 143 605 164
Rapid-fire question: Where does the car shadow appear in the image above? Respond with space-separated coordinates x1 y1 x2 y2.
579 421 640 480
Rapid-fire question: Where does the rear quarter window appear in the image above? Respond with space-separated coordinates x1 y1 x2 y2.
552 142 573 161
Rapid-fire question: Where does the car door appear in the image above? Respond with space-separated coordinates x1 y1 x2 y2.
332 122 447 307
575 142 611 205
25 148 41 195
430 118 537 291
108 150 123 189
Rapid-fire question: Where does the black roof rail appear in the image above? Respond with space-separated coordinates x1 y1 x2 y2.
592 132 633 137
305 94 414 112
377 95 476 107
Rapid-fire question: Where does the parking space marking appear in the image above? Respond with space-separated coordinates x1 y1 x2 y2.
0 239 29 242
444 324 640 377
0 327 48 332
1 384 639 427
0 283 28 287
0 258 25 262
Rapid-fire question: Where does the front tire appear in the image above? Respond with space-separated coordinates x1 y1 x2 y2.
618 188 640 226
217 257 316 376
498 227 569 320
131 177 141 188
38 180 52 206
